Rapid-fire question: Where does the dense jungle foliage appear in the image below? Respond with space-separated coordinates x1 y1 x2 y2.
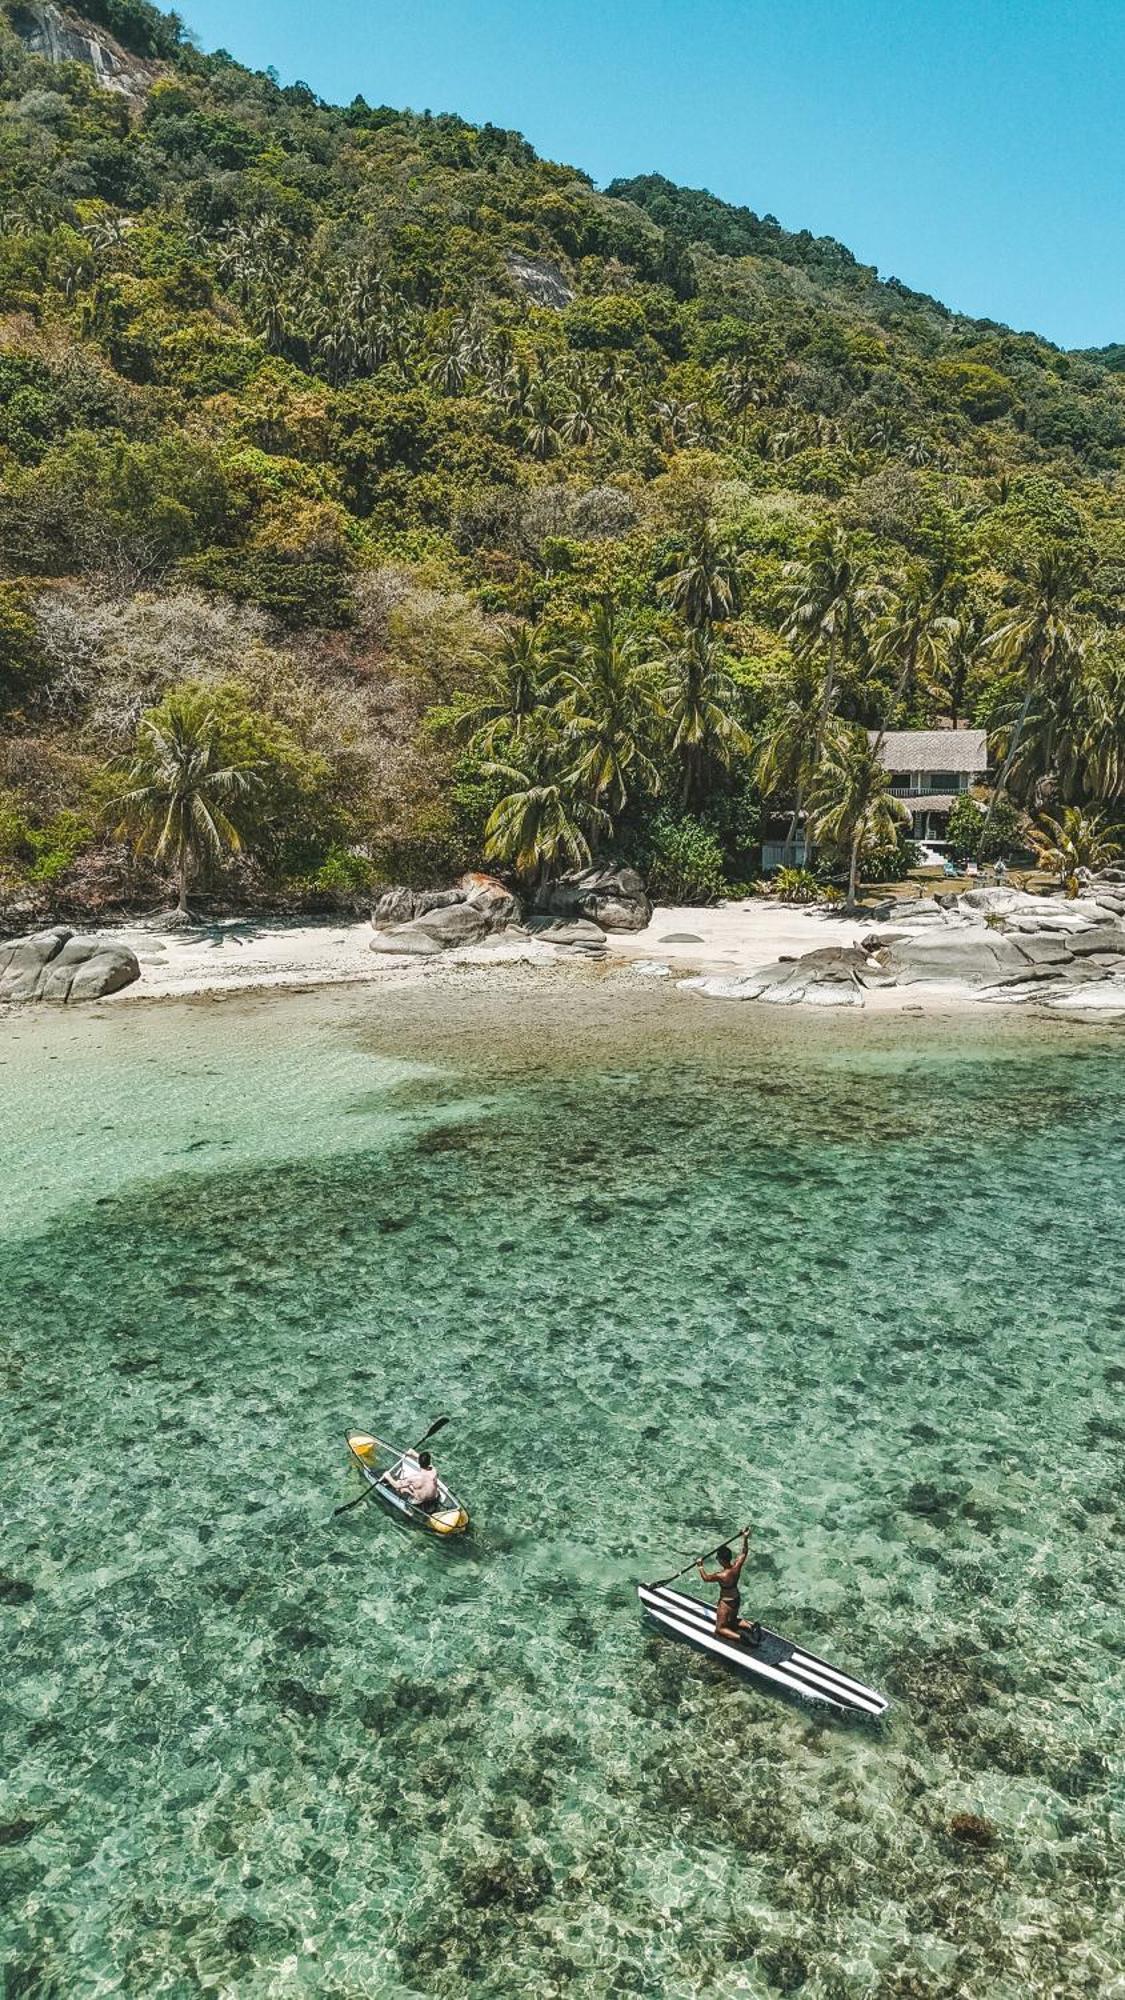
1 0 1124 915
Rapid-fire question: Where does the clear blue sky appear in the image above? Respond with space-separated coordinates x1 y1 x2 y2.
182 0 1124 350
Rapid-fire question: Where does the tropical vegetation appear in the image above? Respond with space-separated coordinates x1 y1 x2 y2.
1 0 1125 918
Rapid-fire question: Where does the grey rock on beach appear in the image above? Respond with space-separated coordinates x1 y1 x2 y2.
537 864 652 932
0 927 140 1003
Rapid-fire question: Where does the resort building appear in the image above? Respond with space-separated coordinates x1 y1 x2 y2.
877 728 988 848
760 727 989 868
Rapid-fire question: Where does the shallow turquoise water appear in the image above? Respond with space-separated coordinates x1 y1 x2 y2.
2 982 1123 1998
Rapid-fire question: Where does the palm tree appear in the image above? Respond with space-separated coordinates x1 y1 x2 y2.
1079 646 1125 806
661 629 750 809
657 522 740 630
782 525 882 862
483 718 610 887
935 600 990 729
806 724 910 909
558 385 603 448
455 626 556 757
983 549 1087 837
870 569 955 742
554 604 662 814
1028 806 1123 898
754 693 819 867
523 383 559 461
111 688 259 916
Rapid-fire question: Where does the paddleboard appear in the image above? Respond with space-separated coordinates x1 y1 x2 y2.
638 1582 888 1718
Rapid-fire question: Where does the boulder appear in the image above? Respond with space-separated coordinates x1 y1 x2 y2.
683 943 871 1009
1009 932 1075 966
373 886 417 927
538 864 652 932
374 876 521 933
370 903 493 956
884 931 1028 983
410 904 492 947
369 928 444 957
1064 924 1125 958
0 927 140 1003
532 918 607 954
457 872 522 927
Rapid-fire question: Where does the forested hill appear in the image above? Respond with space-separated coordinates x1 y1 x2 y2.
1 0 1123 920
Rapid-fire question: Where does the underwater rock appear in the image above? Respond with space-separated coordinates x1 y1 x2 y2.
456 1851 553 1912
0 1575 34 1603
273 1677 330 1718
0 927 140 1003
948 1811 998 1847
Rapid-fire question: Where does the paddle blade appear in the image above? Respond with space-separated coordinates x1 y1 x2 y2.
415 1414 450 1448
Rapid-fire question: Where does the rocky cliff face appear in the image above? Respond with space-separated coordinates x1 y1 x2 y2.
9 2 160 99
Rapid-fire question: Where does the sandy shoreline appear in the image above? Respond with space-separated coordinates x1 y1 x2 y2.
66 901 978 1015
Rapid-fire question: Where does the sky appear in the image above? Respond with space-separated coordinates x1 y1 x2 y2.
181 0 1125 350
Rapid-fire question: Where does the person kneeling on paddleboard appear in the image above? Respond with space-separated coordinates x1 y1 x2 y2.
698 1528 761 1646
387 1450 440 1512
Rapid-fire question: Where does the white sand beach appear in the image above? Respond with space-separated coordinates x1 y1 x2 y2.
99 902 971 1012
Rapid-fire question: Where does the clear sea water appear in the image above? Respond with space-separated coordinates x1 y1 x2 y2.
2 976 1123 1999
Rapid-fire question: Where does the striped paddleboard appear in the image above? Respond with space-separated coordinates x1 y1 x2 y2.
637 1582 888 1719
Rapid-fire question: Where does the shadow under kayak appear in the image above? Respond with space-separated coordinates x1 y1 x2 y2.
345 1430 470 1536
638 1582 888 1719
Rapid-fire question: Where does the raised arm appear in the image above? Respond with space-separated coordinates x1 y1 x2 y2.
697 1563 722 1584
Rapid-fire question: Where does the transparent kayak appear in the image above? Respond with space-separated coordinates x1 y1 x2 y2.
345 1430 470 1536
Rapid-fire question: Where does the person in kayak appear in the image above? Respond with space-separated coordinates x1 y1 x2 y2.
387 1450 440 1512
698 1528 761 1646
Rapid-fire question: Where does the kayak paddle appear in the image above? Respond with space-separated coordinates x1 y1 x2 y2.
333 1414 451 1516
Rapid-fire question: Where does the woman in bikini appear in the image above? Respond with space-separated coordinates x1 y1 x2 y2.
698 1527 761 1646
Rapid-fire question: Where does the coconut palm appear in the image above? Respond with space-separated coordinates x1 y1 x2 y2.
933 600 990 729
455 626 558 756
870 569 955 741
983 549 1087 836
1028 807 1123 898
1079 646 1125 805
554 604 662 813
660 629 751 809
657 522 740 630
523 383 560 461
782 525 883 861
558 384 603 448
754 693 820 867
111 687 259 916
806 723 910 909
483 718 610 886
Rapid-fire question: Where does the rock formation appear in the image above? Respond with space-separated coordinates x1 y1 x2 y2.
536 864 652 932
11 2 160 99
0 927 140 1003
370 866 651 958
686 877 1125 1015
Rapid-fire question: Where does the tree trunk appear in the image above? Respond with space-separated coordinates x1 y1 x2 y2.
782 784 804 868
982 675 1036 839
176 843 191 916
805 642 836 871
847 832 861 910
680 748 694 814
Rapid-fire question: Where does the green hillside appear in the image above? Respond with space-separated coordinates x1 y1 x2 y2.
1 0 1123 915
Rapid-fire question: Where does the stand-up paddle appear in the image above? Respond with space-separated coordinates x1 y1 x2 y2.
651 1526 751 1588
